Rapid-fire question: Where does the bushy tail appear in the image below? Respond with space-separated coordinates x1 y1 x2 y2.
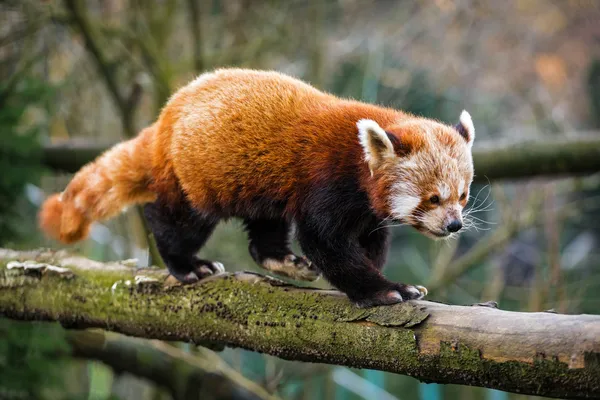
39 125 158 244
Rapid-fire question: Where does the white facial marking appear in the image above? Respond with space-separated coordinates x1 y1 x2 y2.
390 182 420 218
424 207 445 228
391 195 420 219
458 179 465 197
438 183 451 201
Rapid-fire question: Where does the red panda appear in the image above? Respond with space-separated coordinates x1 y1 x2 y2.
39 68 475 307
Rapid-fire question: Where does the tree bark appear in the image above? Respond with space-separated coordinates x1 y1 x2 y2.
41 134 600 183
1 249 599 399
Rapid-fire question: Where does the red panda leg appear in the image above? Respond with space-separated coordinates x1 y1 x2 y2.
244 218 320 282
143 199 223 283
296 221 426 307
359 225 391 270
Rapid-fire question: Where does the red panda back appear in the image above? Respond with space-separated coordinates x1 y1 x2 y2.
159 69 400 217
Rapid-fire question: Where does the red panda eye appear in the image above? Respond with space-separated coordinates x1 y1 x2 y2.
460 193 466 201
430 195 440 204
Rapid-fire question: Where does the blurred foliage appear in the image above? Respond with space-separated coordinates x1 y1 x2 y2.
588 59 600 129
331 57 455 121
0 77 54 246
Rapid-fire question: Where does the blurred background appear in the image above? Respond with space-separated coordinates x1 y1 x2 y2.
1 0 600 399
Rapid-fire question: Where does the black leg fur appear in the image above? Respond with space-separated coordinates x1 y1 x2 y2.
297 221 425 307
245 218 293 262
296 180 426 307
359 224 390 270
244 218 320 281
144 198 222 283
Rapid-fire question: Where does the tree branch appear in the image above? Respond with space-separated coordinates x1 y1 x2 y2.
471 134 600 182
67 330 277 400
186 0 204 74
63 0 135 137
40 134 600 182
1 249 599 399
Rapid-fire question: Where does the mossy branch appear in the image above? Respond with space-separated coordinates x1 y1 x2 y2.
1 249 599 399
41 134 600 182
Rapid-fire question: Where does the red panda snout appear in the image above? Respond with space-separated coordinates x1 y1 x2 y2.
380 148 473 240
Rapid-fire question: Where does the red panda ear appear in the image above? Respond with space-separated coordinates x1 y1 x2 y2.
357 119 395 173
386 129 421 157
454 110 475 147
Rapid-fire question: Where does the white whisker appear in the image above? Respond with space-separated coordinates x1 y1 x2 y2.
368 215 408 235
465 215 496 225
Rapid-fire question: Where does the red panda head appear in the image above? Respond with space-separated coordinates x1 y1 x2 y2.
357 110 475 239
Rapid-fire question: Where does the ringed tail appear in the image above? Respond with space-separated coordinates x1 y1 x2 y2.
38 125 158 244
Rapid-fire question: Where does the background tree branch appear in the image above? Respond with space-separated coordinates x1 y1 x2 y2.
472 134 600 181
41 134 600 183
186 0 205 74
67 330 277 400
63 0 137 138
1 249 599 399
61 0 167 269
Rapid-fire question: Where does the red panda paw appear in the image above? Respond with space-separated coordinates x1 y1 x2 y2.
395 283 428 300
194 259 226 279
353 289 404 308
260 254 321 282
168 260 225 284
353 284 428 308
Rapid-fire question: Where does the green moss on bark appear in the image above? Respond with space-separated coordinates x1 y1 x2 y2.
1 249 599 399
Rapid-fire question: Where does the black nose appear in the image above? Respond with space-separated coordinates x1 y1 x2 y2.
446 220 462 233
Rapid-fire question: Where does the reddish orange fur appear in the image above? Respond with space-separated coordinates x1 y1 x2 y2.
39 69 468 243
39 126 157 243
38 194 68 241
145 69 408 220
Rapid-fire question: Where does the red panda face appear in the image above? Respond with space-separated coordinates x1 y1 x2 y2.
357 111 475 240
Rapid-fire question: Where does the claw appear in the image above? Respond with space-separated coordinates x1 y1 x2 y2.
194 259 226 279
211 261 225 274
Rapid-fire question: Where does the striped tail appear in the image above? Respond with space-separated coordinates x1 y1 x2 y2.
39 125 158 243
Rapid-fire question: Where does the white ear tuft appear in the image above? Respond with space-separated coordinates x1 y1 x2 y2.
460 110 474 136
456 110 475 147
357 119 395 173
